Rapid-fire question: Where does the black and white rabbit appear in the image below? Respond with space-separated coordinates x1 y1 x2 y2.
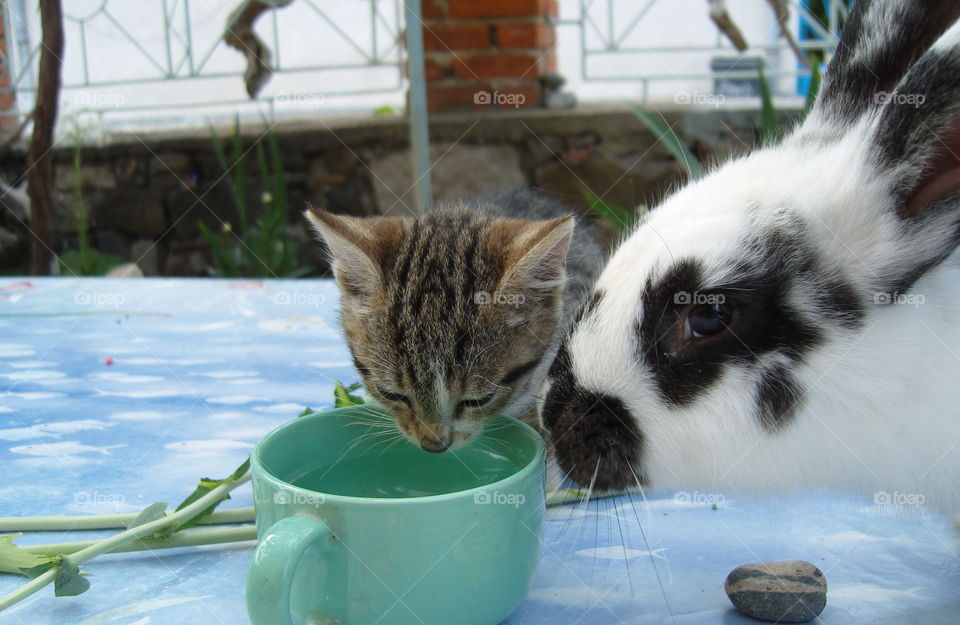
542 0 960 510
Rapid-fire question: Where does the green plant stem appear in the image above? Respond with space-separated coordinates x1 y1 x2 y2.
0 507 254 532
0 470 250 612
625 102 704 179
21 525 256 557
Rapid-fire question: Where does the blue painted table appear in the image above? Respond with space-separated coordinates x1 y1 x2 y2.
0 278 957 624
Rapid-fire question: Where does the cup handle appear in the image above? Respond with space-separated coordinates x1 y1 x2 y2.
246 515 331 625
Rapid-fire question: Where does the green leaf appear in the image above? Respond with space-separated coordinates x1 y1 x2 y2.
582 190 638 232
161 459 251 537
58 249 125 277
334 381 365 408
53 557 90 597
757 67 780 143
231 117 248 236
545 488 590 506
128 502 167 530
20 562 58 579
803 62 822 117
0 534 57 577
266 127 287 231
625 102 704 179
297 406 315 418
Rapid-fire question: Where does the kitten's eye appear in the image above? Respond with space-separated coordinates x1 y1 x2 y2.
378 388 410 405
685 303 732 339
458 393 496 409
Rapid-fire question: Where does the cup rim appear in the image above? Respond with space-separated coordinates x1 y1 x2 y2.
252 405 546 505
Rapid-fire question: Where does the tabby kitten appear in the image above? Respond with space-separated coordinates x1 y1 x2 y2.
306 189 603 452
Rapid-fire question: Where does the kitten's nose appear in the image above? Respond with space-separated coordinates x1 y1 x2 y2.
419 436 451 453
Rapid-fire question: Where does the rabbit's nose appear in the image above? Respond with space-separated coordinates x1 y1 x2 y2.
543 383 645 492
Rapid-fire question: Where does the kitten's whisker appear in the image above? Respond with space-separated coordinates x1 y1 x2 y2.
375 434 409 459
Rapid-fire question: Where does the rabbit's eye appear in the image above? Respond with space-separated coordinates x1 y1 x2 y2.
686 303 732 338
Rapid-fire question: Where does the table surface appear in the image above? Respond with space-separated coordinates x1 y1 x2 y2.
0 277 957 625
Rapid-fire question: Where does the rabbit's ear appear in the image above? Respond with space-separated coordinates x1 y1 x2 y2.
868 18 960 294
809 0 960 126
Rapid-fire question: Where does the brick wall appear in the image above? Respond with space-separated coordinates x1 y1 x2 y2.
420 0 557 112
0 10 17 130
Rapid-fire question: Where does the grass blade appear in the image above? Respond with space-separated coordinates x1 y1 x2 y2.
803 62 822 116
757 67 779 142
625 102 703 179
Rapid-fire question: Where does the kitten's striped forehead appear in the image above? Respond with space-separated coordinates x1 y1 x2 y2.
382 212 503 388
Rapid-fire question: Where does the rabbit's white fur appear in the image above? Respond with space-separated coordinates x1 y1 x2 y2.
543 1 960 510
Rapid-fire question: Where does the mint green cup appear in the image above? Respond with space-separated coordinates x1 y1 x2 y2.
246 405 545 625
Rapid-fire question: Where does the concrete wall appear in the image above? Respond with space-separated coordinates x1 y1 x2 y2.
0 103 800 276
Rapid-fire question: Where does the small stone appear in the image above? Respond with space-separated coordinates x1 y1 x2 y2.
129 239 159 275
725 561 827 623
105 262 143 278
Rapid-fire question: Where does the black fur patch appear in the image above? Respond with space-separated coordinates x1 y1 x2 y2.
754 363 802 431
351 354 370 377
542 345 645 491
635 222 858 424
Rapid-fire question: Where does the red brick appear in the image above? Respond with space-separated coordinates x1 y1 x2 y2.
426 83 487 112
423 23 489 51
0 113 19 132
420 0 445 19
425 82 541 112
497 22 554 49
452 53 547 79
448 0 550 19
480 84 541 109
544 50 558 73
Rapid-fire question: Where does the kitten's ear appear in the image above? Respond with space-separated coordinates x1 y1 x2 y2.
497 216 574 297
304 208 401 298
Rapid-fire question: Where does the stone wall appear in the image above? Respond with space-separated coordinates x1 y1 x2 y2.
0 104 799 276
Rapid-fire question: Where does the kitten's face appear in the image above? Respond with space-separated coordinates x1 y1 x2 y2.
308 208 572 452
